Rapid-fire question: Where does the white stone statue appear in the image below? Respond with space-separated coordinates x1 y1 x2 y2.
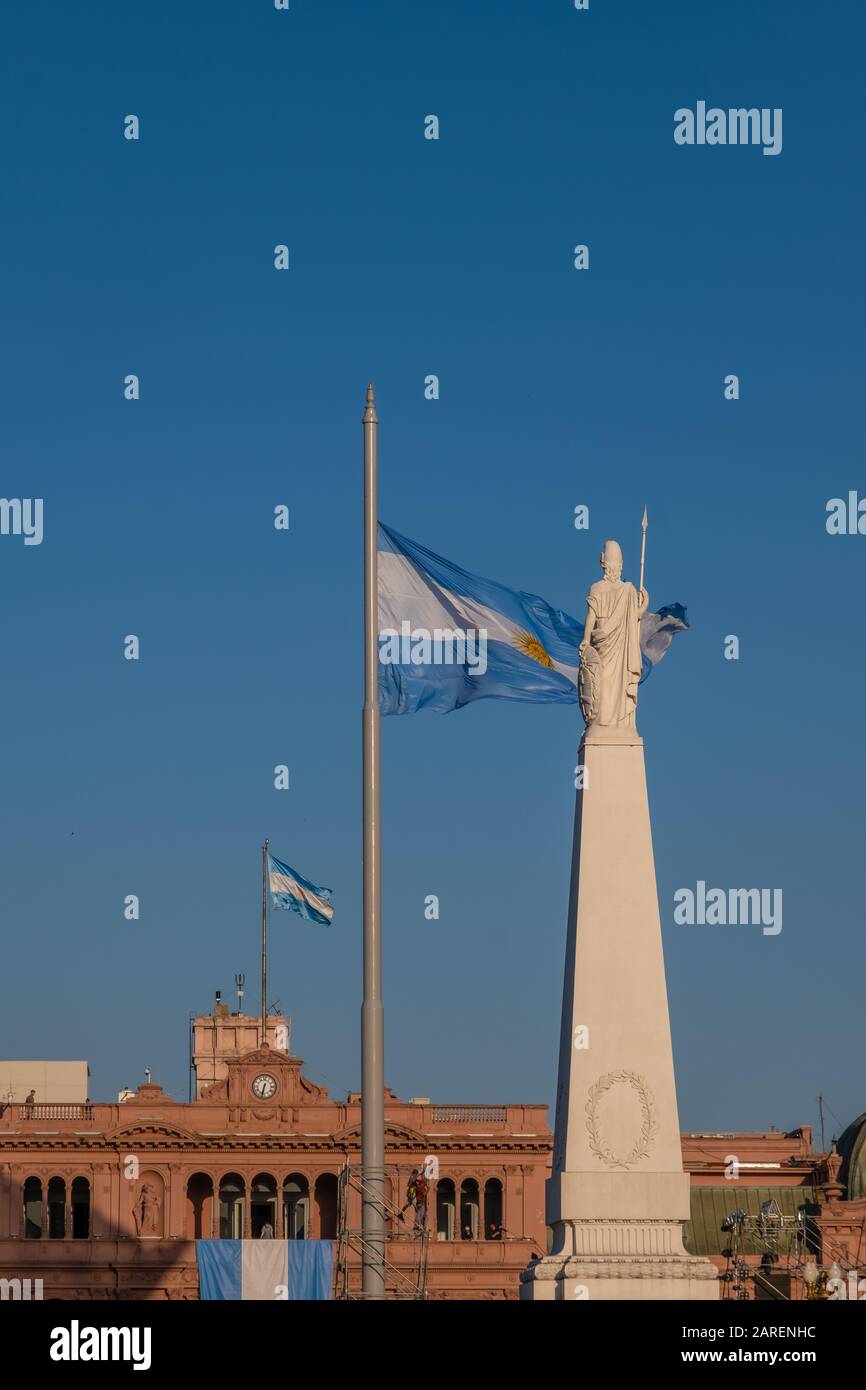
578 539 649 729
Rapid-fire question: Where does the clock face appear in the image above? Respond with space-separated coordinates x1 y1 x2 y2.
251 1073 277 1100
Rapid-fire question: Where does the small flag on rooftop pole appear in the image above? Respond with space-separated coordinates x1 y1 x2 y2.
267 853 334 925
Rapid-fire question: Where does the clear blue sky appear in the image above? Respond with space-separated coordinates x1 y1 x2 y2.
1 1 863 1142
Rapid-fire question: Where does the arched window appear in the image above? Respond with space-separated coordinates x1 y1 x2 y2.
218 1173 245 1239
483 1178 503 1238
436 1179 455 1241
315 1174 338 1240
23 1177 42 1239
186 1173 214 1239
251 1173 277 1238
283 1174 309 1239
71 1177 90 1239
47 1177 66 1239
460 1178 480 1240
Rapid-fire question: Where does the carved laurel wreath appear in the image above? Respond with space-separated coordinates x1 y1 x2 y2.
585 1070 658 1169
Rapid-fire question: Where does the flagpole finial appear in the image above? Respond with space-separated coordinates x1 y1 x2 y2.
364 382 378 423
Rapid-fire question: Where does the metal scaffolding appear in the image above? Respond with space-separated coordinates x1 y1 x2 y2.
335 1163 429 1300
721 1201 862 1300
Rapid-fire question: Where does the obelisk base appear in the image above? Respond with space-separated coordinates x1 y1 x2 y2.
521 1245 719 1301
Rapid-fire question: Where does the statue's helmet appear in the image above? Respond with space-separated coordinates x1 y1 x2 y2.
600 539 623 575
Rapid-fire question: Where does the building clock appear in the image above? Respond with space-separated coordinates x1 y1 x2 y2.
251 1074 277 1100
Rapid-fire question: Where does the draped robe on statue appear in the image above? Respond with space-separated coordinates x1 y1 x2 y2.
584 577 643 727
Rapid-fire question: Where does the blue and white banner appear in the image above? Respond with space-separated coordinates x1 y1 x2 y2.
268 852 334 925
196 1240 334 1301
377 523 688 716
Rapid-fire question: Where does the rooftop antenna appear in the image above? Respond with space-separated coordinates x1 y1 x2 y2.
235 973 245 1014
818 1094 826 1152
144 1067 151 1084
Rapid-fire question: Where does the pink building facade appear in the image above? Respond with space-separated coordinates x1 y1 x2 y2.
682 1126 866 1299
2 1008 864 1300
0 1014 550 1300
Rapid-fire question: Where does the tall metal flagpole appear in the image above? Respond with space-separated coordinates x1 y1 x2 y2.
362 383 386 1298
261 838 269 1047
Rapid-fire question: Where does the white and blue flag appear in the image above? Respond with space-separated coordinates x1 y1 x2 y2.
196 1239 334 1301
268 853 334 925
377 523 688 716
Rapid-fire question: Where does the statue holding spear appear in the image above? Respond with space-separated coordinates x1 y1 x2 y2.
577 508 650 731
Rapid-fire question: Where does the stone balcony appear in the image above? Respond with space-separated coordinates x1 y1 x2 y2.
18 1105 95 1122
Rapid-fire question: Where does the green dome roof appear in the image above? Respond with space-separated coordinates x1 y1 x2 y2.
837 1112 866 1201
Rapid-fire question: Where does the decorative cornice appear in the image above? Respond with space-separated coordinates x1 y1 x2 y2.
0 1124 552 1156
528 1256 718 1281
104 1122 203 1146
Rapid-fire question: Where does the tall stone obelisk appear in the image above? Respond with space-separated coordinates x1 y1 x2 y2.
521 540 717 1301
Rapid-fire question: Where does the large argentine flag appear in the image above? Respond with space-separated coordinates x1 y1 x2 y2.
268 853 334 925
196 1240 334 1301
378 523 688 716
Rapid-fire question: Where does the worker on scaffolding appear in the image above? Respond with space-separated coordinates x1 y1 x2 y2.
397 1169 419 1227
413 1170 429 1235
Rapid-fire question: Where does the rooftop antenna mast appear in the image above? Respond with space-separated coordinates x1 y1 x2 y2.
235 973 245 1014
818 1094 826 1152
